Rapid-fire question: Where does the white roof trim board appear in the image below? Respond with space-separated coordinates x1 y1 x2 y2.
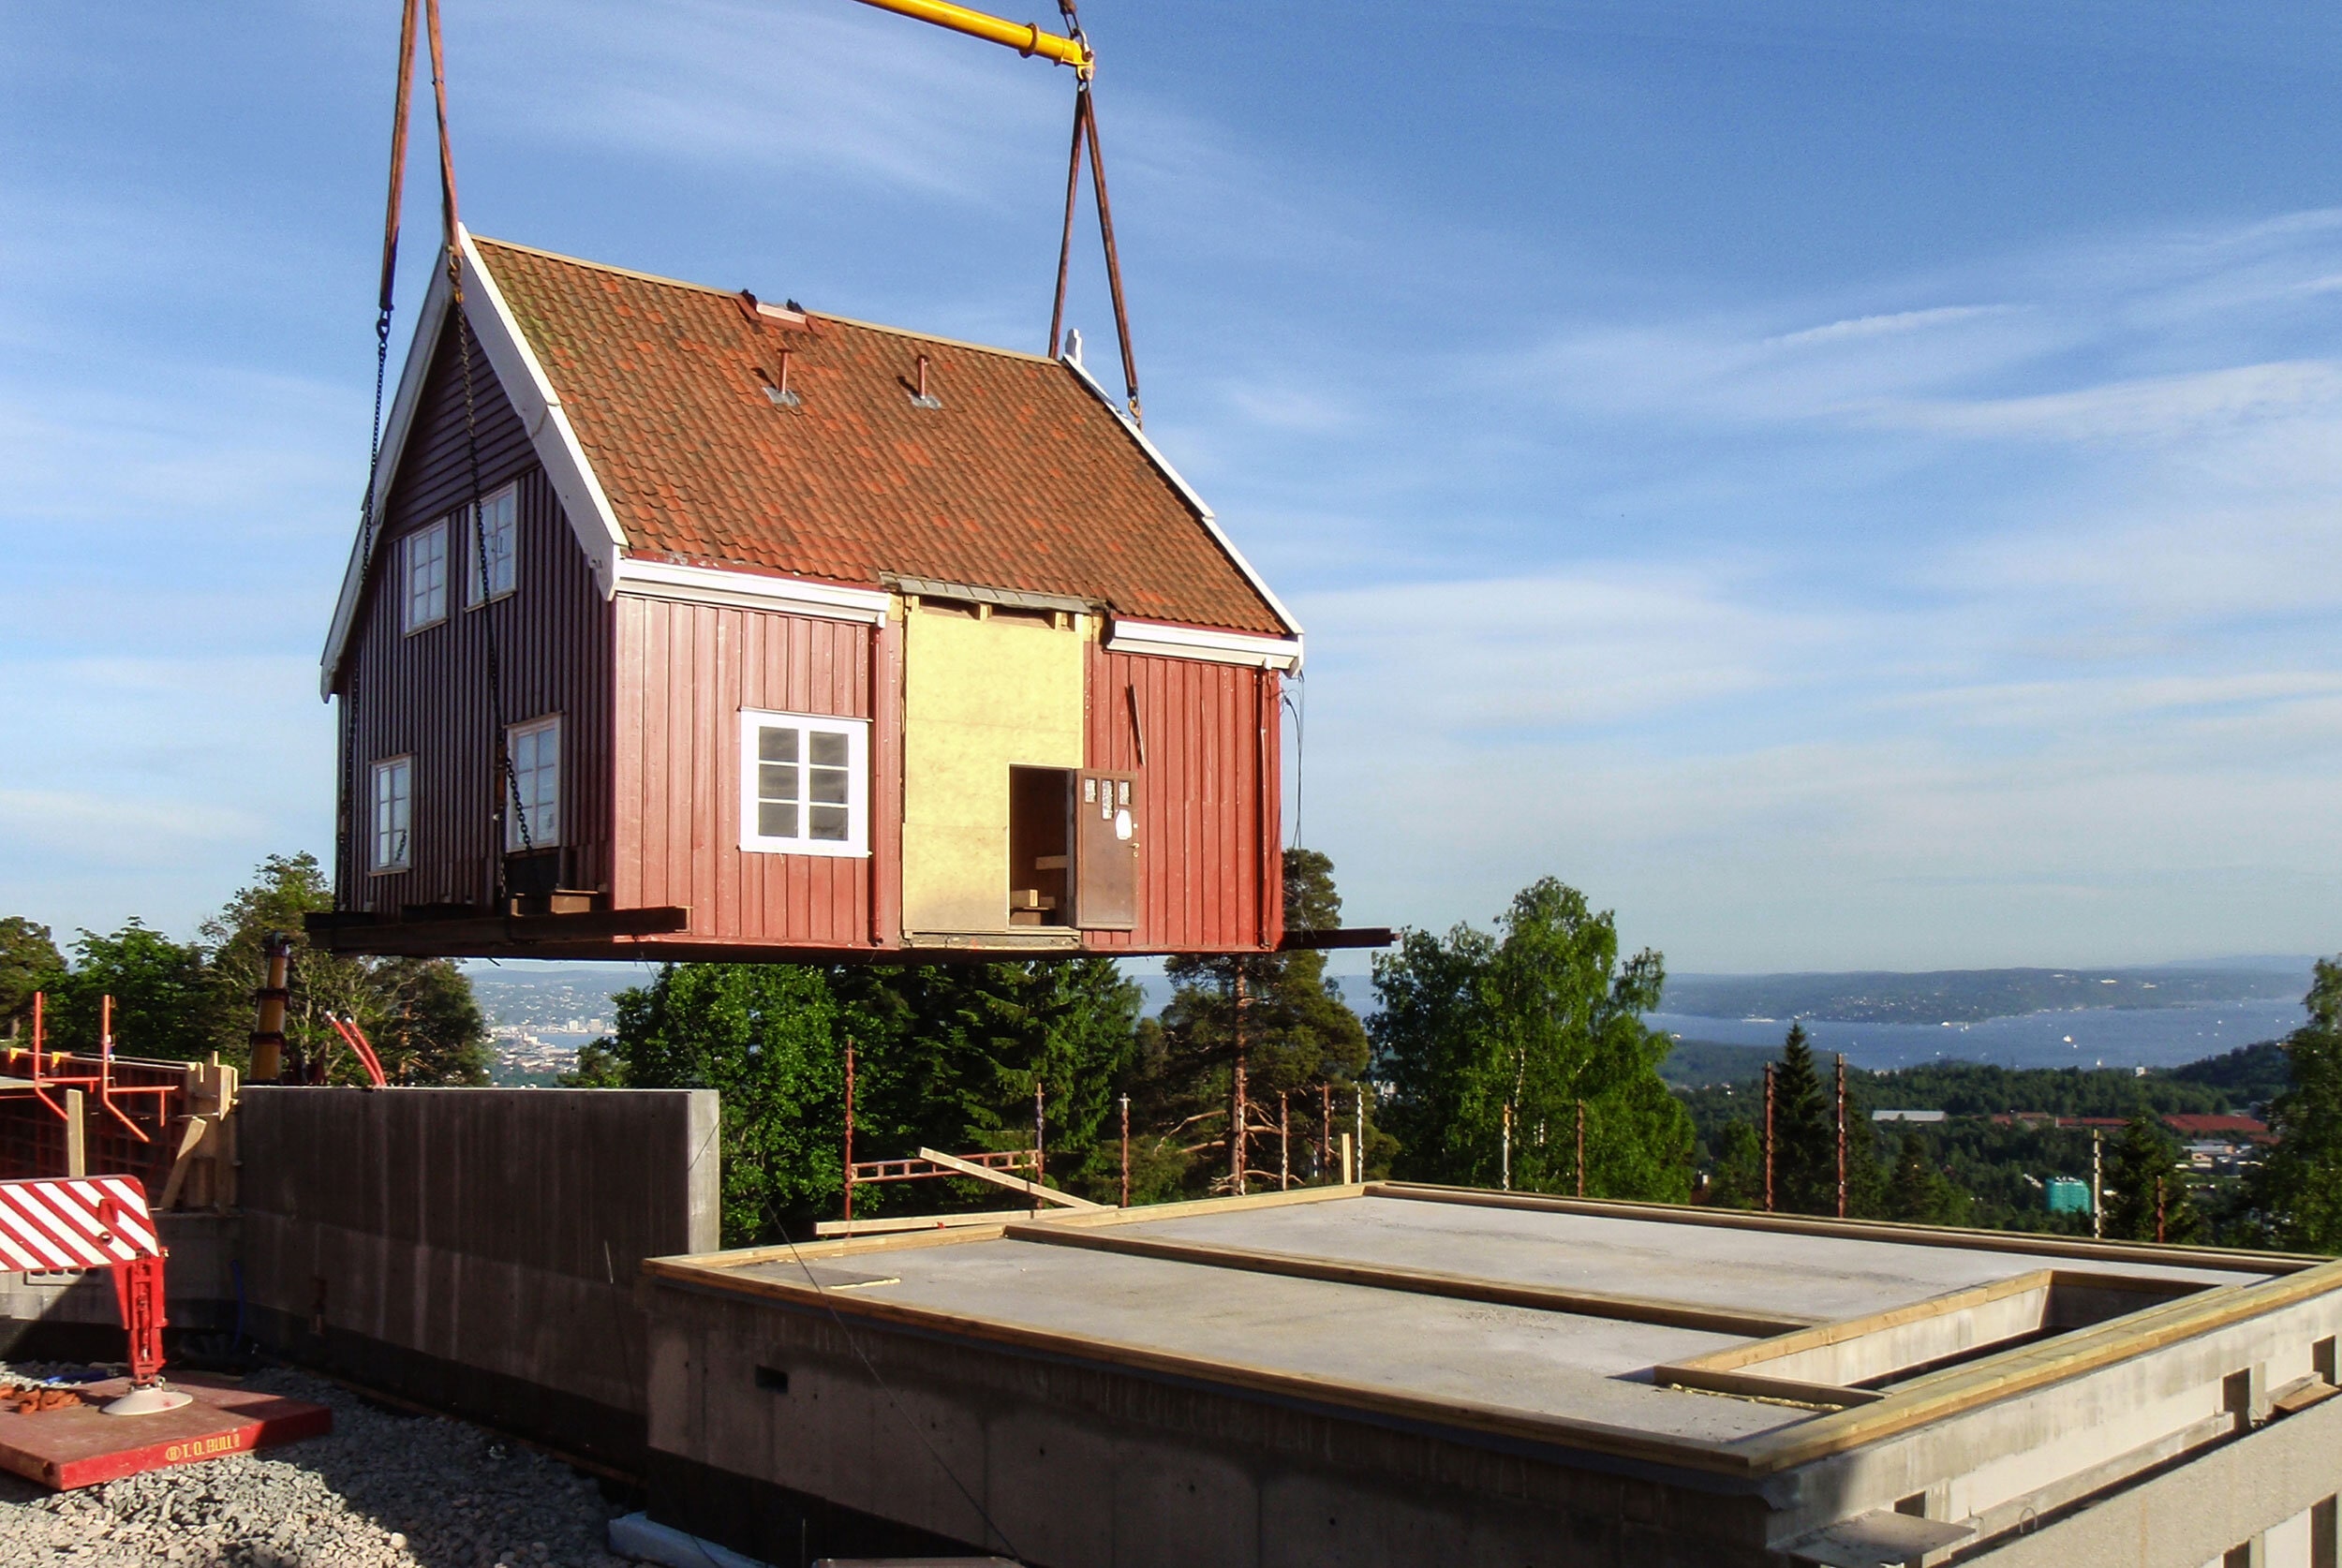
613 558 890 623
1105 618 1302 672
1058 349 1306 646
321 236 1303 698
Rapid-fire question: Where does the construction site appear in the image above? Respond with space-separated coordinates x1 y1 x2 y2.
5 2 2342 1567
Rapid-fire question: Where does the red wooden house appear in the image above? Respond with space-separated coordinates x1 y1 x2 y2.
313 229 1302 961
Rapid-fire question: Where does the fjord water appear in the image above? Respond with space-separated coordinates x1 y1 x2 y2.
1644 999 2306 1072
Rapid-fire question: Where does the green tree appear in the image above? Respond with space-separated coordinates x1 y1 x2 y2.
1373 877 1694 1201
1768 1024 1837 1214
833 956 1142 1204
2103 1112 2201 1243
0 917 64 1033
1884 1129 1970 1227
610 964 846 1247
198 853 489 1084
42 923 211 1060
1145 850 1374 1197
2253 958 2342 1251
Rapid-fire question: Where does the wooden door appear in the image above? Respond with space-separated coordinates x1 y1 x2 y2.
1075 770 1138 930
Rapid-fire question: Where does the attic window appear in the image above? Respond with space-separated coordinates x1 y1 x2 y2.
739 710 868 858
466 483 518 606
402 520 449 633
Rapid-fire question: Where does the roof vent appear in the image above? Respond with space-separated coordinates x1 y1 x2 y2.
763 348 801 408
910 354 942 411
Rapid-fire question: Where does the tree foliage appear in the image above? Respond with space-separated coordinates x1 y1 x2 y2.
0 918 62 1031
2103 1112 2201 1243
2253 958 2342 1252
1139 850 1374 1197
1372 877 1694 1201
601 957 1145 1245
5 853 489 1083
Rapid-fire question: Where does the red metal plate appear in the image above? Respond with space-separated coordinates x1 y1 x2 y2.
0 1378 331 1489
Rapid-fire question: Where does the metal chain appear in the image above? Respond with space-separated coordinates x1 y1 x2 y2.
453 285 534 865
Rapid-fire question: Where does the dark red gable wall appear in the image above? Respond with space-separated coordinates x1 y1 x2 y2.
611 596 872 946
334 310 615 912
1083 646 1283 952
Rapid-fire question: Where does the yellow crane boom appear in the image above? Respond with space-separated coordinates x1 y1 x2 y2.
849 0 1092 74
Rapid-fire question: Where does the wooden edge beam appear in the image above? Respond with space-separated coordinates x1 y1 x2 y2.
1667 1270 2060 1377
304 905 690 954
916 1146 1102 1208
1364 1181 2321 1274
1001 1223 1817 1338
1655 1366 1884 1411
814 1210 1034 1237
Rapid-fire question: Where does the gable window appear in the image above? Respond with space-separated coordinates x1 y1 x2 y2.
371 756 412 872
466 482 518 607
402 519 449 632
739 710 867 857
504 716 561 851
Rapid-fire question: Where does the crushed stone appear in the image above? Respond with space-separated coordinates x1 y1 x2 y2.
0 1364 636 1568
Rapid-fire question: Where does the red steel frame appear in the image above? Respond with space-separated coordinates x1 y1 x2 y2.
0 995 179 1146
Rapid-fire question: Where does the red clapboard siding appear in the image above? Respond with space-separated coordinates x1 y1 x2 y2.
336 309 615 913
611 595 872 946
1084 645 1282 953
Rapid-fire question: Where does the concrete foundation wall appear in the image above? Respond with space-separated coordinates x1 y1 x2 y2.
238 1087 719 1471
1966 1390 2342 1567
643 1280 1777 1568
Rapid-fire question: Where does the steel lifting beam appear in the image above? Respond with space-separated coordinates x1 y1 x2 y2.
848 0 1092 73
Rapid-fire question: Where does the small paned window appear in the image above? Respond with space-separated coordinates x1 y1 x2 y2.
466 483 518 606
371 756 412 872
504 716 561 851
403 520 448 632
739 710 867 857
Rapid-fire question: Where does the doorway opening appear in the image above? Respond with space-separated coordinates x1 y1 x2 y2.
1008 767 1075 926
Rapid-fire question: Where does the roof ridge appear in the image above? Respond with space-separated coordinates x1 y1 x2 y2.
470 233 1057 365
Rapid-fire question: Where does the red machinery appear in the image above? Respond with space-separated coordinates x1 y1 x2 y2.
0 1173 188 1416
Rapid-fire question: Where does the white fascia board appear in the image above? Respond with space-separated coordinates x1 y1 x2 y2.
612 558 890 623
319 258 455 698
1105 618 1302 672
1059 351 1306 646
455 227 629 599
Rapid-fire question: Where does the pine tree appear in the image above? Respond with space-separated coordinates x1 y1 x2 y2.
2253 958 2342 1251
1771 1023 1836 1215
1884 1129 1968 1227
1147 850 1372 1196
2103 1112 2201 1242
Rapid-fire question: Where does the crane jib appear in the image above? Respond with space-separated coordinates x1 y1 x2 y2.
849 0 1094 73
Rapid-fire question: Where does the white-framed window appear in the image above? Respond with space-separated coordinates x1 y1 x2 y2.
739 710 868 857
371 756 413 873
465 483 518 607
402 520 449 632
504 716 561 851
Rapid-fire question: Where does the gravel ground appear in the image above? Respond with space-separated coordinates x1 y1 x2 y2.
0 1365 636 1568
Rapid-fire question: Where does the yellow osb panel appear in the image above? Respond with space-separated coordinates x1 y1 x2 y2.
901 605 1085 934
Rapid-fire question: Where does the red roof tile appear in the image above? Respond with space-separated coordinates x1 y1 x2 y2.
474 237 1290 636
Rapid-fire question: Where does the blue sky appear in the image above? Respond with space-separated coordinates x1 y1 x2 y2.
7 2 2342 970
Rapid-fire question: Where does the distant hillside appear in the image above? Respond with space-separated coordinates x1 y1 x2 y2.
1656 1040 1782 1088
1660 964 2307 1025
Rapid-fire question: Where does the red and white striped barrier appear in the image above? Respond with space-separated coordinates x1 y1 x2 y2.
0 1176 159 1272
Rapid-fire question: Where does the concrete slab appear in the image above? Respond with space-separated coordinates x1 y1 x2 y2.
1122 1196 2261 1322
0 1376 330 1489
734 1240 1803 1442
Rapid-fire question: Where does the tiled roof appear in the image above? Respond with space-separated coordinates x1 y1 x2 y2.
473 237 1289 636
